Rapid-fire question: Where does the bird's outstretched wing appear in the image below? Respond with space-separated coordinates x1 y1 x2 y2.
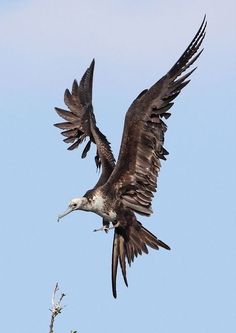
54 59 115 187
105 16 207 215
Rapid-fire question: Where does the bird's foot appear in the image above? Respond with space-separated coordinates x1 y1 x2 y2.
93 222 120 233
93 225 109 233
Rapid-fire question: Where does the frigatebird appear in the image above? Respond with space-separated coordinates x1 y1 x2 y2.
54 17 206 298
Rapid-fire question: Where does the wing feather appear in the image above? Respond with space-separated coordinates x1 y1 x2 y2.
105 17 207 215
54 59 115 187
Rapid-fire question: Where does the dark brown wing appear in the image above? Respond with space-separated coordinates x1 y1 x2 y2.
106 16 206 215
54 59 115 187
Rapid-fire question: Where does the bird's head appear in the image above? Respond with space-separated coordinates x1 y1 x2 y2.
57 197 88 222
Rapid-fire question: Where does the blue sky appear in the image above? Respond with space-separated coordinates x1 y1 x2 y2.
0 1 235 332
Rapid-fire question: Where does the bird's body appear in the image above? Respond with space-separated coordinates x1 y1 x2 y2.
54 17 206 298
84 188 117 221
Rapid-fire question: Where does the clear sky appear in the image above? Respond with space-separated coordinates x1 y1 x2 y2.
0 1 235 332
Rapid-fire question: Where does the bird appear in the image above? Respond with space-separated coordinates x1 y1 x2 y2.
54 16 206 298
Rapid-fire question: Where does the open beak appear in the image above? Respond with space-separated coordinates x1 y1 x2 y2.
57 207 74 222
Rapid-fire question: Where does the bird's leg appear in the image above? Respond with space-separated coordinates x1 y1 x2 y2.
93 220 120 233
110 221 120 229
93 226 108 232
93 219 110 233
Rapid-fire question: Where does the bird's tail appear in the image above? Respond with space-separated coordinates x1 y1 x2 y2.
111 222 170 298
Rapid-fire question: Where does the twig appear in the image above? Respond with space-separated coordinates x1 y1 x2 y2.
49 283 66 333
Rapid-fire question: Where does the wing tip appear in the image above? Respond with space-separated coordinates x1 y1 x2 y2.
158 239 171 250
91 58 95 67
72 79 79 91
88 58 95 74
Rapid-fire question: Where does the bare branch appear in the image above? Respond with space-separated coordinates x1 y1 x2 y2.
49 283 66 333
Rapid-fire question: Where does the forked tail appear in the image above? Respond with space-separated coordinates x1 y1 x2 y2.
111 222 170 298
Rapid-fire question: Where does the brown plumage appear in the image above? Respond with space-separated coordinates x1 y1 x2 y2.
54 17 206 298
54 59 115 187
111 210 170 298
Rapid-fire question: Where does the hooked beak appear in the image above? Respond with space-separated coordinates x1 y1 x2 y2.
57 207 74 222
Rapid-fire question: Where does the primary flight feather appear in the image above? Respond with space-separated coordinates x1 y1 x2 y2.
54 16 206 298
